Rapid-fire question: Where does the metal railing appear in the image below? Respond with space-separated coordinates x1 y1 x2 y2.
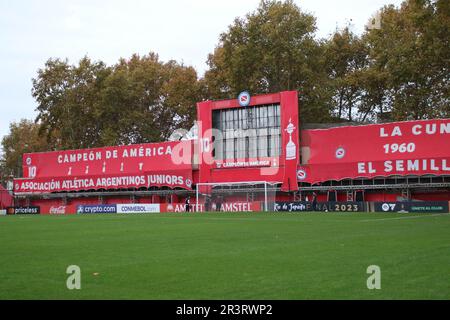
12 175 450 200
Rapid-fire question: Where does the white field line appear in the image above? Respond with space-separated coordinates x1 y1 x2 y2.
75 213 450 223
359 213 449 222
168 214 450 223
152 215 359 223
7 213 448 223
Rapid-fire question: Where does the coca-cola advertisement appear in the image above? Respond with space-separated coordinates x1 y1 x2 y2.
38 204 77 215
49 206 68 215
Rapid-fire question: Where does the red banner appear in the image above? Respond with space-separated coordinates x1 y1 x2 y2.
299 119 450 183
280 91 300 191
14 171 193 194
39 204 77 215
22 141 193 179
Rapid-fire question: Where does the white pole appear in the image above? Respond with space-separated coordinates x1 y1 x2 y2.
264 182 268 212
196 184 199 212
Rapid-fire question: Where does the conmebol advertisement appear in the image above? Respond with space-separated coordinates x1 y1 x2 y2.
117 204 160 213
299 119 450 184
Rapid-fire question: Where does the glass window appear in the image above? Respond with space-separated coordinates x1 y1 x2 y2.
212 104 281 160
249 137 258 158
241 109 247 130
268 106 274 127
262 107 268 128
269 134 281 157
258 129 268 158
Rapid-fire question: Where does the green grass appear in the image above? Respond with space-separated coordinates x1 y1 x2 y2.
0 212 449 299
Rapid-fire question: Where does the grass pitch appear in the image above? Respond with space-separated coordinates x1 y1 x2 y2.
0 212 449 300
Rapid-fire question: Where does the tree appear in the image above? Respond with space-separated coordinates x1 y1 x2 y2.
32 53 203 148
97 53 202 145
0 120 50 180
204 0 332 123
364 0 450 120
323 27 369 122
32 56 111 149
26 0 450 155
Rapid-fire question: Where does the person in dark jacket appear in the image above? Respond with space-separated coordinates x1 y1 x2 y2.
312 192 318 211
215 196 222 212
205 196 211 212
185 196 191 212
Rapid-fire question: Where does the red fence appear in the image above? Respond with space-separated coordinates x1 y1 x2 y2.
0 185 13 209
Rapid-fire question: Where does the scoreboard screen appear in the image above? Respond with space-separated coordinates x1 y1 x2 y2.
212 104 281 160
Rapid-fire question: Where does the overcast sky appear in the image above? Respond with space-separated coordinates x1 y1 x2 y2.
0 0 404 145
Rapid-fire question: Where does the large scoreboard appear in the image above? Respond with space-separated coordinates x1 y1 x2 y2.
212 104 281 161
197 91 299 192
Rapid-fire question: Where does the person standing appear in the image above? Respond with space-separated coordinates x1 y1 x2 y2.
312 192 318 211
185 196 191 212
216 196 222 212
205 196 211 212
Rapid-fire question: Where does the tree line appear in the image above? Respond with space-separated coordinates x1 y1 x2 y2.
1 0 448 180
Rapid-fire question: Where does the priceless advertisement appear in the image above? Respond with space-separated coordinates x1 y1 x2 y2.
274 202 366 212
301 119 450 183
374 201 449 213
117 204 160 214
6 206 41 215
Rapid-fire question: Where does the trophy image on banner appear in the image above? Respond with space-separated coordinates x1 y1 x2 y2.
285 118 297 160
